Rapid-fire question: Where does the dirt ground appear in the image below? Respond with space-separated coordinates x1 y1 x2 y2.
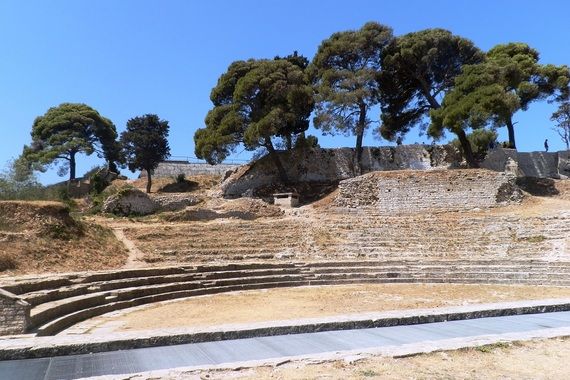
176 337 570 380
77 284 570 333
0 201 128 275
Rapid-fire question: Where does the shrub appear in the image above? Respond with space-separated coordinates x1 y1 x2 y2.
176 173 186 183
0 253 17 272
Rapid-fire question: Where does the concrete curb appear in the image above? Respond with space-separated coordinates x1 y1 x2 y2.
1 298 570 360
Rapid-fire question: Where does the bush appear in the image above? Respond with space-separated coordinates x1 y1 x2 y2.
0 253 17 272
176 173 186 183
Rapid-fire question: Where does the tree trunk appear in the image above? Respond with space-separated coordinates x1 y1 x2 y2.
354 103 367 175
69 151 76 181
265 139 288 184
456 129 478 168
505 117 516 149
146 169 152 193
285 134 292 150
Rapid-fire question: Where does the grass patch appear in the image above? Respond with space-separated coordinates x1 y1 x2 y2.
360 369 380 377
518 235 547 243
475 342 512 353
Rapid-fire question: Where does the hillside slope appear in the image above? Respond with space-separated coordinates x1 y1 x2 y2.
0 201 127 275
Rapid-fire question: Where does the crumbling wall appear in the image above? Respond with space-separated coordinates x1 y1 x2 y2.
334 169 523 212
221 145 461 197
0 289 30 335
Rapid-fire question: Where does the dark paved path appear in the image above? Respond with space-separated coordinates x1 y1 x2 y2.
2 311 570 380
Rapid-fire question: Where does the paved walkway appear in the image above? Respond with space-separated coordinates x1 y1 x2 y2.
1 311 570 380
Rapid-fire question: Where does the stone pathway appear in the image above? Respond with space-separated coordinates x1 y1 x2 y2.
2 311 570 380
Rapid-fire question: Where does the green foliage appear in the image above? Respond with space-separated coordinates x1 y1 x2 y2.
430 43 570 149
378 28 484 141
274 50 309 69
176 173 186 183
360 369 380 377
310 22 393 166
87 182 136 215
89 171 108 195
120 114 171 193
451 129 498 160
195 56 314 182
551 101 570 150
21 103 120 181
0 159 45 200
475 342 512 353
294 134 320 149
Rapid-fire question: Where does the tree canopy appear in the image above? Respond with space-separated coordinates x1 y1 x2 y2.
194 57 314 182
430 43 570 150
551 101 570 150
377 29 484 166
378 29 484 140
21 103 120 181
120 114 171 193
309 22 393 171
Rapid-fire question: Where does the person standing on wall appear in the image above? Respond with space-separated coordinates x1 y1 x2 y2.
544 139 549 152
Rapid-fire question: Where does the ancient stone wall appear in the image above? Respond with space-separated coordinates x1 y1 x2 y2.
221 145 461 197
0 289 30 335
481 148 569 179
334 169 522 212
146 161 240 178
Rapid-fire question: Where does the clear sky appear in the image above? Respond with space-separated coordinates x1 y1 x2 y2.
1 0 569 184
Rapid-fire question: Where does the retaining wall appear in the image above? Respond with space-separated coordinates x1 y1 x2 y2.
334 169 522 212
145 161 240 178
0 289 30 335
221 145 461 197
481 148 570 179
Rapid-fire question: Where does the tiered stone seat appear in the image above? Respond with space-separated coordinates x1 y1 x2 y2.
121 206 570 264
2 259 570 336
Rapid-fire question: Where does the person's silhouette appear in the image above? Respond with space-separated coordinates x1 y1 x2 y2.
544 139 549 152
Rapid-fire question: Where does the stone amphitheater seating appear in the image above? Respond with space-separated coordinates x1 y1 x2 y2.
127 207 570 264
2 260 570 336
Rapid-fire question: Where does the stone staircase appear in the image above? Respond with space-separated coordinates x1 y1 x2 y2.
2 260 570 336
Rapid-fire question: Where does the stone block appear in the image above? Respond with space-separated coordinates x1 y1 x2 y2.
334 169 523 212
0 288 30 335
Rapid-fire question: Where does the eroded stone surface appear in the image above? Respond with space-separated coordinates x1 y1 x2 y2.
334 169 523 212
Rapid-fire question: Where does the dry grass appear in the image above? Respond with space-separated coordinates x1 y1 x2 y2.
0 201 128 275
124 174 221 194
76 283 570 334
192 337 570 380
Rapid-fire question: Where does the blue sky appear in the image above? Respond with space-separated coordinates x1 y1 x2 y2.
1 0 569 184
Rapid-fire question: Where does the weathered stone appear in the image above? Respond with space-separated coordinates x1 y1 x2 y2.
334 169 523 212
221 146 461 197
481 147 568 179
0 289 30 335
102 189 159 216
150 194 201 212
145 161 240 178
